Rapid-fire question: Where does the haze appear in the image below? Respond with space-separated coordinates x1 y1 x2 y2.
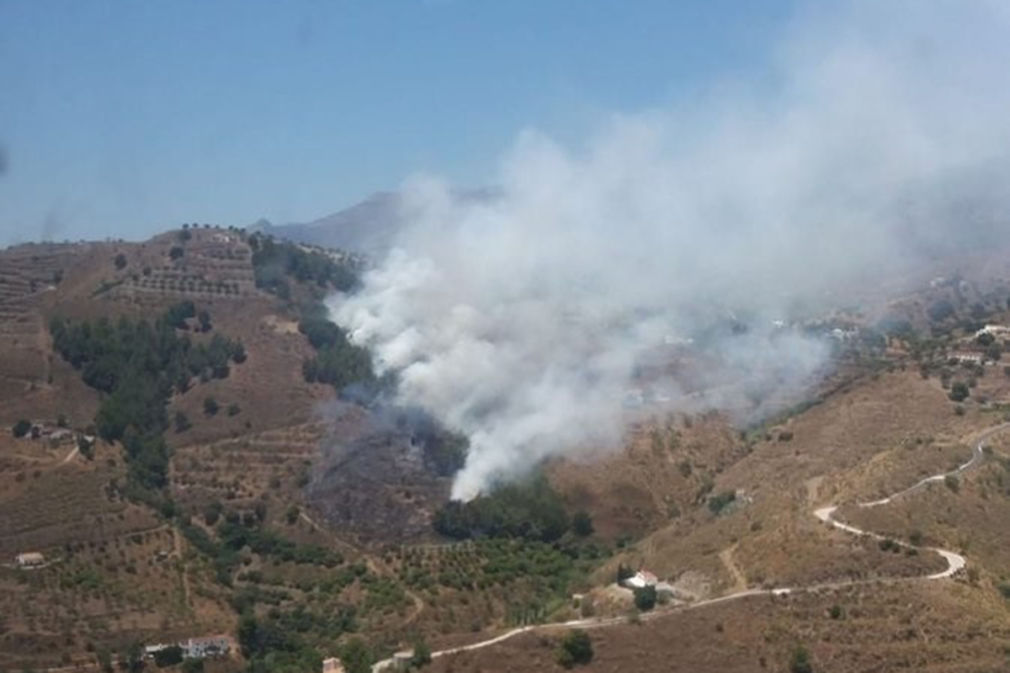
332 1 1010 499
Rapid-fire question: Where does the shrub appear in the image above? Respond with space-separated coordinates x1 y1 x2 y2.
878 538 899 553
633 585 657 611
557 629 593 668
77 434 95 460
114 253 127 270
174 411 192 433
227 403 241 417
203 397 219 416
12 419 31 438
169 246 185 260
153 645 183 667
944 474 960 493
949 382 970 402
790 645 813 673
340 638 373 673
410 639 432 668
829 604 843 620
572 511 594 537
204 501 223 526
708 490 736 515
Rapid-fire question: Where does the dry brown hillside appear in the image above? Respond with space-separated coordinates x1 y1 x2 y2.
5 230 1010 671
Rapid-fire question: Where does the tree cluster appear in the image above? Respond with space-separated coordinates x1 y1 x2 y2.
298 313 374 391
557 629 593 668
249 234 359 299
49 303 245 499
433 475 571 542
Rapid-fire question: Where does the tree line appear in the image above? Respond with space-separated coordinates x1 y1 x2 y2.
49 302 245 503
249 234 359 300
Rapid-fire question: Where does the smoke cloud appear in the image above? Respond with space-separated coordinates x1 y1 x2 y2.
330 1 1010 500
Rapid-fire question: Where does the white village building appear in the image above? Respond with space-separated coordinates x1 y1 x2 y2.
976 324 1010 339
15 552 45 568
622 570 658 590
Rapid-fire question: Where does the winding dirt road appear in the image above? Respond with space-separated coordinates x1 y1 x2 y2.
371 423 1009 671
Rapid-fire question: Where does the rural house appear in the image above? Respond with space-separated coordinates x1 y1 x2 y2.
15 552 45 568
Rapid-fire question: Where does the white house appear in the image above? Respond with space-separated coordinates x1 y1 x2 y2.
144 644 171 657
181 636 231 659
622 570 658 590
15 552 45 568
952 352 984 365
976 324 1010 338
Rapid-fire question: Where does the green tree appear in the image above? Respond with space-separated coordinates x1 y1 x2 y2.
197 310 212 332
169 246 185 260
945 474 960 493
340 638 373 673
572 511 594 537
124 641 145 673
153 645 183 667
96 648 114 673
410 639 432 668
204 500 223 526
114 253 128 270
77 434 95 460
708 490 736 514
789 645 813 673
174 411 192 433
12 419 31 438
556 629 593 668
633 585 657 611
949 381 970 402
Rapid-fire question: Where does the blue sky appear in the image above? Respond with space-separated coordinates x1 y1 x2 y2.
0 0 795 244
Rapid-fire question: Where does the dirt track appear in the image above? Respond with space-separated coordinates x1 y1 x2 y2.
371 423 1010 671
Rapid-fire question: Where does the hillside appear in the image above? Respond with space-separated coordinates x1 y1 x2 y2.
4 227 1010 672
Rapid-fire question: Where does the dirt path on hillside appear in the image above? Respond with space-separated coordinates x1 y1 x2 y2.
59 445 78 465
370 422 1010 672
718 544 748 593
173 525 193 610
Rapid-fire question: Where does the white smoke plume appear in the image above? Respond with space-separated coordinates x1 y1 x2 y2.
331 1 1010 500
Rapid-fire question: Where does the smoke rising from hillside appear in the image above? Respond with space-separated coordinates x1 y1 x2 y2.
331 2 1010 500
